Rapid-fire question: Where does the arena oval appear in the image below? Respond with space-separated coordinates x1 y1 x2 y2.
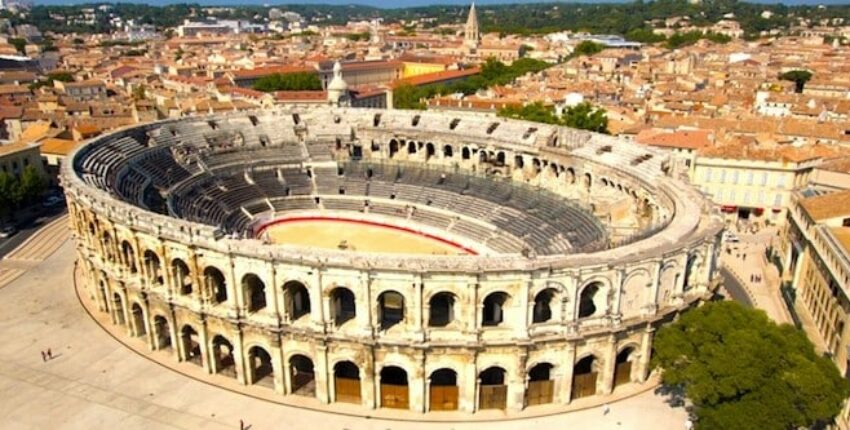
64 107 723 415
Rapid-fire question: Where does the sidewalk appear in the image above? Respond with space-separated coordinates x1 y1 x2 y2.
720 228 792 324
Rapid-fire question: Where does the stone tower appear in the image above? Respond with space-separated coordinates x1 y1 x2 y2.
464 2 480 50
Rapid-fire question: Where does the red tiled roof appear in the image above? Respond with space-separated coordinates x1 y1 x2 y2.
231 65 315 80
391 67 480 89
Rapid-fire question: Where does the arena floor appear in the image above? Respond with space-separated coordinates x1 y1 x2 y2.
261 218 474 255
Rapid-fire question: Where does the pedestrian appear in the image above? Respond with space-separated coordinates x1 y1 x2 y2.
684 418 693 430
742 254 747 261
603 403 610 415
239 419 244 430
40 351 46 362
46 348 52 360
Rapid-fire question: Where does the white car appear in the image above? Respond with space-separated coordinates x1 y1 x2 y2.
723 231 740 243
0 225 16 238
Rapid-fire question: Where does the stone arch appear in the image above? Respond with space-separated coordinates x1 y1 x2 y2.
283 280 311 321
526 362 555 406
532 288 557 323
112 292 125 325
180 324 202 365
389 139 399 158
621 269 652 316
565 167 576 184
482 291 510 327
406 140 417 154
514 154 525 169
380 365 409 409
425 142 436 160
428 291 456 327
658 261 679 305
330 286 356 326
247 345 274 387
211 334 236 378
143 250 162 285
614 345 638 389
203 266 227 304
333 360 361 404
242 273 267 312
684 253 702 291
378 290 405 330
130 302 146 337
171 258 192 295
572 354 599 400
442 144 453 158
121 240 137 273
578 281 605 319
461 146 470 160
152 314 171 350
583 172 593 189
478 366 508 410
289 354 315 396
429 368 459 411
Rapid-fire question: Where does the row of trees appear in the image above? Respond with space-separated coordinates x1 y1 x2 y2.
393 58 550 110
252 72 322 93
0 167 47 221
497 102 610 134
653 301 849 429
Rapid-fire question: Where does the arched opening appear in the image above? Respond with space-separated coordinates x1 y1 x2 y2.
283 281 311 321
425 142 435 160
144 250 162 285
496 151 506 166
131 303 146 337
204 267 227 304
180 325 201 365
121 241 137 273
614 347 635 389
407 141 417 154
211 335 236 378
102 232 115 262
583 172 593 190
572 355 598 400
248 346 273 387
112 293 125 325
429 368 458 411
478 150 488 163
389 139 399 158
242 274 267 312
514 154 525 169
380 366 409 409
532 288 555 323
153 315 171 350
578 282 603 318
443 145 453 158
334 361 361 404
378 290 404 330
330 287 356 326
428 292 455 327
461 147 470 160
526 363 554 406
566 167 576 184
290 354 315 396
684 254 700 291
171 259 192 295
482 292 509 327
478 367 507 410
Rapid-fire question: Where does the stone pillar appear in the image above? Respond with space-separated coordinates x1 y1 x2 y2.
599 335 617 395
282 352 293 395
636 326 655 383
509 353 528 412
646 260 662 316
198 321 213 374
462 355 477 412
271 338 285 395
559 342 576 403
233 327 247 385
411 352 426 412
315 344 330 403
364 349 377 409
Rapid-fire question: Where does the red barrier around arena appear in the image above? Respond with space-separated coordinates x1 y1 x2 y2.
255 216 479 256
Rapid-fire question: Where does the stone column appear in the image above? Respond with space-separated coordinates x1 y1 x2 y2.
636 326 655 383
271 337 285 395
315 344 330 403
233 327 247 385
559 342 576 403
199 320 212 374
599 334 617 395
646 260 662 316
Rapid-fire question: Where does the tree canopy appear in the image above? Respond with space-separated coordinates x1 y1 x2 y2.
572 41 605 57
498 101 609 134
780 70 813 94
252 72 322 92
0 166 46 220
652 301 849 430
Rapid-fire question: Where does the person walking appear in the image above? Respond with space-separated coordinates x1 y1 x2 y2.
46 348 52 360
40 351 46 362
603 403 611 415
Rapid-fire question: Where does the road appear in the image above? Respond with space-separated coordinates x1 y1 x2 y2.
719 267 753 307
0 207 67 259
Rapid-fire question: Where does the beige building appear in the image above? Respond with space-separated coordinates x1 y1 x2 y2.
0 141 44 179
692 143 839 228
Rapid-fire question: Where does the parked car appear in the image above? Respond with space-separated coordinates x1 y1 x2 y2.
0 225 16 239
42 195 64 208
723 231 740 243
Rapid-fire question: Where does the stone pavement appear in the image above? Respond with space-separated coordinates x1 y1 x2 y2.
719 227 791 324
0 226 691 430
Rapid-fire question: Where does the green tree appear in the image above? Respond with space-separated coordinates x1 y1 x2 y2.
562 102 609 133
17 166 45 205
8 37 26 55
132 84 147 100
780 70 813 93
625 28 667 44
653 301 849 430
572 40 604 57
498 102 560 125
253 72 322 92
0 171 18 220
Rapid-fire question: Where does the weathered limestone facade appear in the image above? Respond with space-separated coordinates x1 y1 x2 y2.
63 107 723 415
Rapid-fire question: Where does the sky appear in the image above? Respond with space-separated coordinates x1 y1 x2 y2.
33 0 850 7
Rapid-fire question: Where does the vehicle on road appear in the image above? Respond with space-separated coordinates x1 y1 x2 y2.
0 225 16 238
723 231 740 243
41 195 64 208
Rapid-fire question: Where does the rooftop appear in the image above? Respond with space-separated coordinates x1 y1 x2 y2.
800 189 850 222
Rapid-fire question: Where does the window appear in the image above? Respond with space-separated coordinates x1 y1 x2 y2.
731 170 739 184
747 172 754 185
758 191 765 204
728 189 736 202
773 193 782 207
761 172 768 186
717 169 726 183
703 167 712 182
776 174 786 188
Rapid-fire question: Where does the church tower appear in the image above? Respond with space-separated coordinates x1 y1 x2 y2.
464 2 480 50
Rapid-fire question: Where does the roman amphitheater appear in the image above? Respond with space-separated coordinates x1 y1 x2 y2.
62 107 723 417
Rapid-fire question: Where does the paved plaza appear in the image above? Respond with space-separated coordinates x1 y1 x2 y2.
0 224 691 430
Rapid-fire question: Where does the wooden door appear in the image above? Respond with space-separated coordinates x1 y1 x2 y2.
334 377 361 404
429 385 459 411
381 384 409 409
572 372 597 400
614 361 632 387
526 380 554 406
479 385 507 410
